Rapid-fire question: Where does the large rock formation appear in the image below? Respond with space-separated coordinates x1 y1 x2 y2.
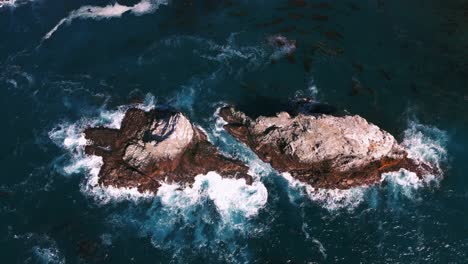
84 107 250 192
218 106 437 189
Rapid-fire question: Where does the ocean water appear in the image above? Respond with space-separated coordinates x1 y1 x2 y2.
1 0 467 263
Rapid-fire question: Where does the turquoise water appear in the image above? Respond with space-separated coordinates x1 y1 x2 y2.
1 0 467 263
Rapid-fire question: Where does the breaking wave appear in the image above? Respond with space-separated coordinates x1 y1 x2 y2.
42 0 168 41
157 172 267 220
114 172 268 263
401 119 448 172
380 119 448 198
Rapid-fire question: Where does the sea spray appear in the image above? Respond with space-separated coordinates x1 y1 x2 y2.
157 172 267 222
132 172 266 263
380 119 448 198
401 119 448 172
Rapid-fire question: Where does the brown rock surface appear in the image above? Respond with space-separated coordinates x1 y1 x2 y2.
84 108 250 193
218 106 437 189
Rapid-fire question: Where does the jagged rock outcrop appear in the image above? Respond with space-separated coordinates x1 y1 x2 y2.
84 108 250 192
218 106 437 189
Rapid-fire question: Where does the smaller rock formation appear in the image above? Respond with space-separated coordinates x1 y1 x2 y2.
218 106 437 189
268 35 296 63
84 107 250 193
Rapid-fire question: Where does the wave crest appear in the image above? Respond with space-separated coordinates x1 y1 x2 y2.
402 119 448 171
380 119 448 197
158 171 267 221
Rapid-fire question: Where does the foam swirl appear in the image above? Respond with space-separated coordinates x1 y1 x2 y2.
42 0 168 41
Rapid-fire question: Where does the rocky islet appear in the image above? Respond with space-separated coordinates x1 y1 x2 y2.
218 105 437 189
83 101 439 192
84 107 251 193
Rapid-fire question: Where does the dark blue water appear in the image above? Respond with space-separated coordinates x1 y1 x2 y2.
1 0 467 263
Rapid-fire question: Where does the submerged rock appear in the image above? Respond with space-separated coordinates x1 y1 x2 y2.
268 35 297 63
84 108 250 193
218 106 437 189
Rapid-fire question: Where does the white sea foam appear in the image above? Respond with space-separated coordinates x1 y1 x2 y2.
7 79 18 88
212 106 228 136
157 171 267 221
381 169 432 198
379 120 448 197
312 238 327 260
206 32 267 68
156 34 267 75
308 78 319 97
49 94 156 203
294 78 320 100
32 245 65 264
42 0 168 41
401 119 448 172
0 0 36 9
283 172 366 211
163 34 266 65
0 0 20 8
